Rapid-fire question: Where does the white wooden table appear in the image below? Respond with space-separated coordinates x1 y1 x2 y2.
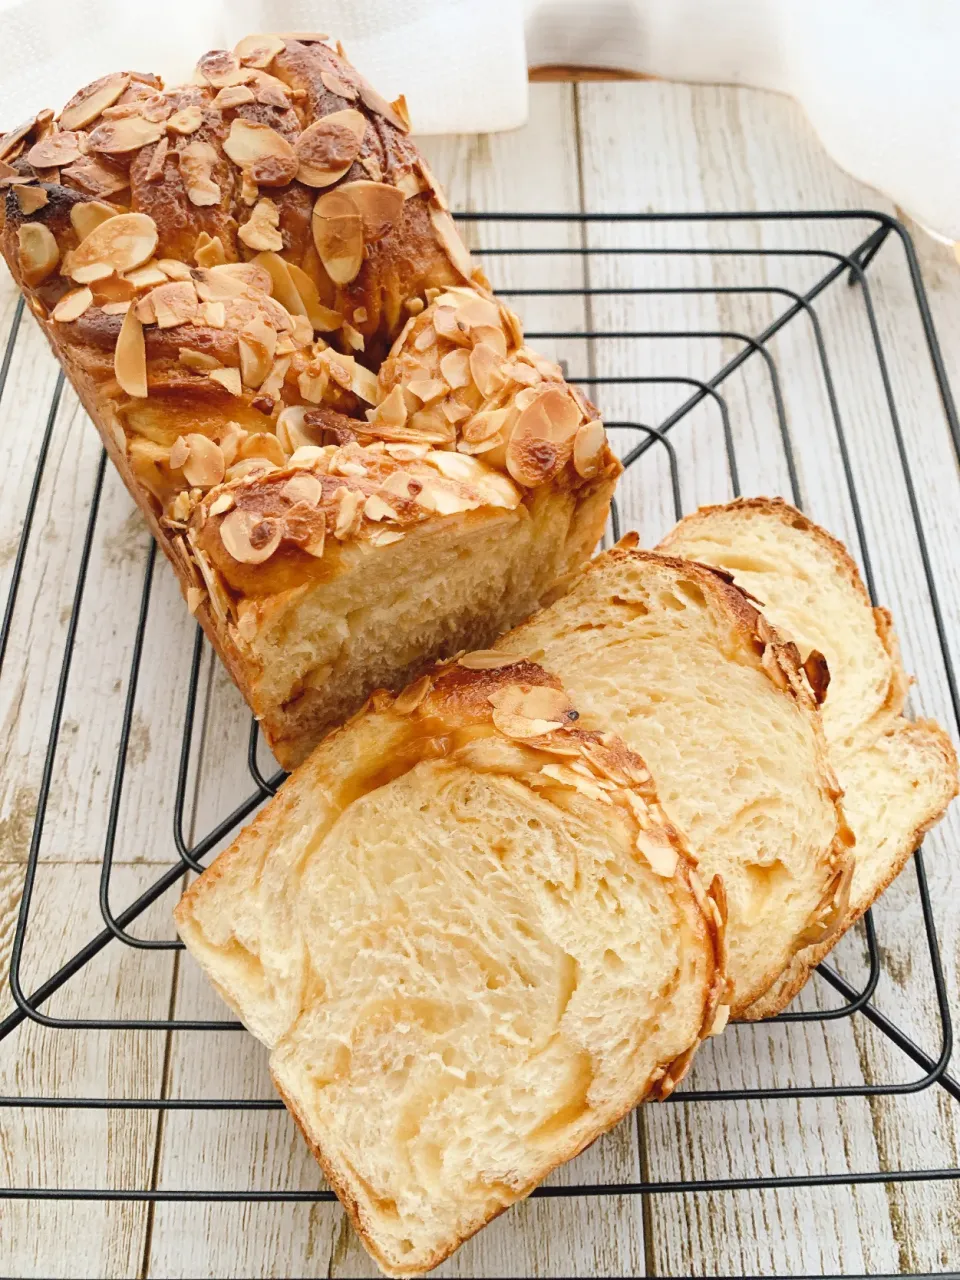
2 78 960 1278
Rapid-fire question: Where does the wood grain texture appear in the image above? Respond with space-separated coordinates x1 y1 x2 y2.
1 76 959 1278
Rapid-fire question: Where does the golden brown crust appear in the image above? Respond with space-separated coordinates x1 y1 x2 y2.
1 36 620 767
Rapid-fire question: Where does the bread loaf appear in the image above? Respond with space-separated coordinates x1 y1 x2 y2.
659 497 958 1016
497 544 854 1016
0 34 619 769
176 656 727 1276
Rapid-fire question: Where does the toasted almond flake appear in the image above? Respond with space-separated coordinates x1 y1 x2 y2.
423 450 482 484
235 33 286 67
404 377 444 405
238 197 283 251
156 258 192 281
198 300 226 328
355 75 410 132
220 507 282 563
179 141 221 207
337 179 404 241
186 585 205 614
413 323 438 352
125 263 167 288
114 306 147 397
393 675 432 715
209 367 242 396
68 211 157 281
27 130 82 168
101 301 130 315
167 106 203 135
238 432 287 467
506 385 581 487
52 287 93 322
260 354 291 399
415 478 478 516
16 223 59 286
69 200 116 241
282 473 322 506
395 170 421 199
13 184 47 215
462 407 509 445
214 84 256 109
311 188 363 284
208 492 236 516
538 762 612 804
457 651 524 671
218 422 246 466
320 69 358 99
439 348 472 390
416 155 447 208
223 118 297 185
59 73 131 131
349 360 379 405
493 710 563 740
635 829 679 878
441 397 471 425
364 494 399 522
367 384 407 432
149 280 198 328
87 114 165 154
369 529 405 547
249 250 303 314
385 442 431 463
430 205 473 279
468 341 502 398
334 486 363 539
295 109 366 187
274 406 311 453
174 433 225 487
237 315 277 388
286 261 342 332
708 1003 731 1037
433 305 472 348
473 323 509 359
573 420 606 479
178 348 221 374
196 49 249 88
288 445 329 469
342 322 364 351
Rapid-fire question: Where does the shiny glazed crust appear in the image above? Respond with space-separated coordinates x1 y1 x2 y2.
0 35 620 766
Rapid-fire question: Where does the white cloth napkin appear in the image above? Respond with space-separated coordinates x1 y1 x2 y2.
1 0 958 241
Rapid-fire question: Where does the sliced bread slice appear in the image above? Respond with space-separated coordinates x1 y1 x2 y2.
176 658 726 1277
659 497 958 1017
499 547 852 1016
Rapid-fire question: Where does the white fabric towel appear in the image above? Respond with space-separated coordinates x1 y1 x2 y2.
0 0 957 240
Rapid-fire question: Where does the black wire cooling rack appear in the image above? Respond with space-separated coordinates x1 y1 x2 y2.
2 210 960 1274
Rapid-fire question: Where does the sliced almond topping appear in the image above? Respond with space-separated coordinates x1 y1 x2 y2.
369 529 405 547
169 433 225 487
234 33 286 67
14 184 47 214
275 406 312 453
100 301 130 316
209 367 242 396
238 315 277 388
356 76 410 132
635 829 679 878
214 84 256 109
295 109 366 187
413 322 439 352
393 675 432 715
537 763 612 804
474 323 508 359
196 50 251 89
367 384 407 434
208 492 236 516
220 508 282 563
364 494 399 522
311 188 363 284
223 118 297 186
468 341 503 398
17 223 59 286
167 106 204 135
337 180 404 241
286 261 342 332
406 377 446 405
157 257 193 281
26 131 82 168
416 156 447 209
439 348 472 390
125 263 167 289
458 651 524 671
59 73 131 131
114 306 147 397
334 486 363 539
432 305 472 348
415 478 478 516
198 300 226 327
148 280 198 329
430 206 473 280
423 450 482 484
68 211 158 281
282 473 322 506
251 250 305 316
179 141 221 207
320 69 358 100
51 286 93 323
87 114 165 154
70 200 116 241
238 432 287 468
573 420 607 479
462 407 510 445
488 685 568 740
238 197 283 251
506 386 582 487
179 347 222 373
192 233 226 269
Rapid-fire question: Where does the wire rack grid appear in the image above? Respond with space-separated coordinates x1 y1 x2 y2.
1 209 959 1273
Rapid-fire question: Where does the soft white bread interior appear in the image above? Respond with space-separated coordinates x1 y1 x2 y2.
498 546 852 1017
659 497 958 1016
175 658 726 1277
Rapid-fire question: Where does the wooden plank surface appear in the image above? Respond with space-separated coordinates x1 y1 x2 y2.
1 76 958 1278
